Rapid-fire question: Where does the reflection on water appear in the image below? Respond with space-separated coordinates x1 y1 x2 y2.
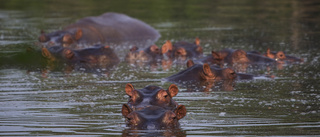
0 0 320 136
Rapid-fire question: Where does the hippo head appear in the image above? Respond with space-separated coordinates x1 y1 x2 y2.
122 104 186 130
231 49 250 64
193 63 236 81
38 29 83 48
125 83 179 110
210 51 224 66
41 46 77 63
184 61 236 81
126 46 149 62
125 45 161 63
161 39 203 60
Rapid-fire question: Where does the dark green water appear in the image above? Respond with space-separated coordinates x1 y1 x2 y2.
0 0 319 136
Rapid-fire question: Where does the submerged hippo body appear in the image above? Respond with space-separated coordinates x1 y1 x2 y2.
39 12 161 48
122 104 186 130
125 83 179 110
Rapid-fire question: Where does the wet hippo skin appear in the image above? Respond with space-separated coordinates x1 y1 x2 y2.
39 12 160 48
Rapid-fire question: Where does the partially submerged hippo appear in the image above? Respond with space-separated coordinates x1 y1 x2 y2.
41 44 119 70
263 48 304 63
161 38 203 61
125 45 161 65
39 12 160 48
197 49 277 72
165 62 236 82
122 104 186 130
164 61 237 91
124 83 179 110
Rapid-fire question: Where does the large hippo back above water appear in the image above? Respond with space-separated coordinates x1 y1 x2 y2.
39 12 161 48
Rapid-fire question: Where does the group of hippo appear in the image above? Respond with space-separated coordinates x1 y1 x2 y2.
37 12 303 130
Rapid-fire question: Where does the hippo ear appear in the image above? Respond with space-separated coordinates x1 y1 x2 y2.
195 37 200 46
63 34 73 44
161 40 172 54
174 105 186 120
41 48 52 58
75 29 82 40
125 83 135 97
63 49 75 59
203 63 213 77
168 84 179 97
121 104 132 117
211 51 221 59
186 60 194 68
266 48 271 54
39 33 48 42
150 45 159 53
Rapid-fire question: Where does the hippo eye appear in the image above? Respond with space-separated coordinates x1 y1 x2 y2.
164 95 168 98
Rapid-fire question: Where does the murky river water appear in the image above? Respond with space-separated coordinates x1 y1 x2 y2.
0 0 319 136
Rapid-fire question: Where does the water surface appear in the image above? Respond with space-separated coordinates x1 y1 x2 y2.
0 0 319 136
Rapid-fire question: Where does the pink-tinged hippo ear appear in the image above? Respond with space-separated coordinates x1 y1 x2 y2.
161 40 173 54
125 83 135 97
122 104 132 117
174 105 186 120
203 63 213 77
63 34 73 44
168 84 179 97
63 49 75 59
150 45 159 53
75 29 83 40
186 59 194 68
195 37 200 46
41 48 52 59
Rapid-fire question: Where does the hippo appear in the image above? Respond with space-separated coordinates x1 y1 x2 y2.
203 49 277 72
263 48 304 63
164 61 237 91
125 45 162 65
122 104 186 130
124 83 179 111
39 12 160 48
165 62 237 82
161 38 203 61
41 44 119 71
196 51 224 67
